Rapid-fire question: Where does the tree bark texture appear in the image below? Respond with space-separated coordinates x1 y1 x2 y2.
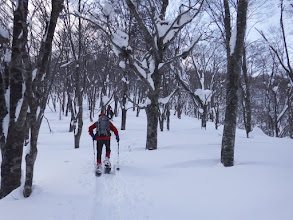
121 108 127 130
0 0 29 198
114 94 119 117
121 81 128 130
166 107 170 131
201 104 208 129
221 0 248 167
145 93 159 150
0 66 8 152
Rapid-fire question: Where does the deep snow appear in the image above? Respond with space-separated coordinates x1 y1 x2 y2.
1 106 293 220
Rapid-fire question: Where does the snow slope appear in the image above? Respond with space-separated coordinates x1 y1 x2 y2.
1 106 293 220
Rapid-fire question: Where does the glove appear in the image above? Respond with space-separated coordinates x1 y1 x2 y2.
91 134 95 141
116 135 120 142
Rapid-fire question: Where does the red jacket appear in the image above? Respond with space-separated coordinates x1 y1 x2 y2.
88 114 119 141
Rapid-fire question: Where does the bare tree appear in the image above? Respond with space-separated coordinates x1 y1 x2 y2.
124 0 204 149
0 0 30 199
258 0 293 138
78 0 204 149
0 0 64 198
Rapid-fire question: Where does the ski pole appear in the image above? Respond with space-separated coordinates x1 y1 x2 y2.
93 140 96 166
116 141 120 170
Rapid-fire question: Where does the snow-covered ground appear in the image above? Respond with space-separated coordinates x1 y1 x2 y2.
1 106 293 220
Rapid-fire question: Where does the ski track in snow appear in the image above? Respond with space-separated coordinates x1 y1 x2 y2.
89 143 151 220
2 108 293 220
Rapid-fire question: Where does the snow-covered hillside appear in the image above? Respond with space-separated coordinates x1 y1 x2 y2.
1 107 293 220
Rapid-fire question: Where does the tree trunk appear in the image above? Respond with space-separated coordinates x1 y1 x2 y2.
73 0 83 149
289 98 293 138
166 107 170 131
68 97 75 132
214 106 219 130
221 0 248 167
23 115 39 197
23 0 64 197
121 108 127 130
201 104 208 129
145 96 159 150
159 116 164 132
241 46 252 138
114 94 119 117
0 0 29 198
136 106 140 117
100 87 107 114
121 81 128 130
0 65 8 153
74 104 83 149
221 57 240 166
273 92 279 137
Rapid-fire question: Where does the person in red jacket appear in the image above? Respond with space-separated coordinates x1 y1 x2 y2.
89 113 119 169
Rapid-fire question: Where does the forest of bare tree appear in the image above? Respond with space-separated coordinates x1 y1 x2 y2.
0 0 292 197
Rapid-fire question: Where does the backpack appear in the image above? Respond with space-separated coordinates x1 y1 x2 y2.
96 115 110 137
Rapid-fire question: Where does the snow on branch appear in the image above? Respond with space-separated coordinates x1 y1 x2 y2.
157 0 204 46
172 64 204 108
194 89 213 104
43 17 51 43
101 1 114 17
60 60 74 68
111 29 132 57
138 97 152 109
277 104 289 123
229 26 237 55
158 88 178 105
0 24 9 40
132 58 155 91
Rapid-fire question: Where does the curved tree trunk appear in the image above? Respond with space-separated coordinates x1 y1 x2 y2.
23 0 64 197
23 115 39 197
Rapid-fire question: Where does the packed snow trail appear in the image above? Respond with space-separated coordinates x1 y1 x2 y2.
87 136 153 220
1 108 293 220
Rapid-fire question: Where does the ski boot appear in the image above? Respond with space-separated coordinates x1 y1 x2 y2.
95 163 103 177
104 157 111 174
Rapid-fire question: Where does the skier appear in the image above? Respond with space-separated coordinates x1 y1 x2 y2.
89 113 119 174
106 105 113 119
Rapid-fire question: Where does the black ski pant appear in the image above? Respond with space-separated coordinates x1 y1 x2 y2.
97 140 111 162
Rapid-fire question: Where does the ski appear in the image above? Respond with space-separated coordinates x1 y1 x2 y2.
104 167 111 174
95 164 116 176
95 168 102 177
